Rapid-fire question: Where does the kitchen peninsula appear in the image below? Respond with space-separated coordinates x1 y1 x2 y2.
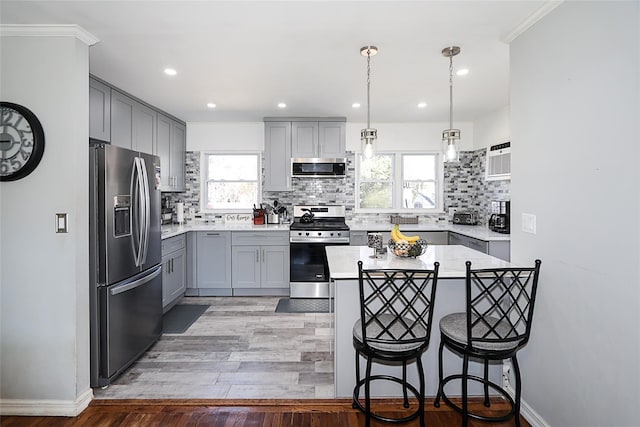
326 244 512 398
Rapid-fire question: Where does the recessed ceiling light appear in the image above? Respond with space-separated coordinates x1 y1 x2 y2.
456 68 469 76
277 102 287 109
417 102 427 108
164 68 177 76
352 103 361 108
206 103 216 108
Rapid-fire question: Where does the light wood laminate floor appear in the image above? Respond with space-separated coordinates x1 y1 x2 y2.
93 297 334 399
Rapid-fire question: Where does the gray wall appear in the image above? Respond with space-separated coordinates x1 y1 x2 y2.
0 33 92 412
510 2 639 426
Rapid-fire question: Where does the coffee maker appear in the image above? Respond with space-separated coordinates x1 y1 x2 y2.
489 200 510 233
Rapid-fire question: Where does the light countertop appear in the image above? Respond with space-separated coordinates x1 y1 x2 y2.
161 221 510 242
161 222 290 239
326 245 512 279
347 222 510 242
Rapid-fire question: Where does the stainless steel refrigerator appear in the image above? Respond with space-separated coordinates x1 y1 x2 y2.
89 143 162 387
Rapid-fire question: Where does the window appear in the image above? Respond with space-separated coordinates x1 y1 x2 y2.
201 153 260 211
356 152 442 212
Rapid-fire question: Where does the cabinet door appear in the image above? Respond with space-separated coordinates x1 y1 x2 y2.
350 231 368 246
231 245 261 288
171 121 186 191
133 101 157 155
318 122 345 158
156 113 172 189
291 122 319 157
264 122 292 191
261 245 290 288
196 232 232 289
110 90 135 149
162 249 186 309
89 78 111 142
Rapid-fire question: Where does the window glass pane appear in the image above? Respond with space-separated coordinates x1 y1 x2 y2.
206 181 258 210
403 155 435 180
207 155 257 180
402 181 436 209
360 155 392 180
359 182 393 208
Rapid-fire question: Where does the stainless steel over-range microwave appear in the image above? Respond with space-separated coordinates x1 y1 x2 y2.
291 158 347 178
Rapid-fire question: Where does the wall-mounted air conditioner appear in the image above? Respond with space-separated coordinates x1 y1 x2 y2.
486 141 511 181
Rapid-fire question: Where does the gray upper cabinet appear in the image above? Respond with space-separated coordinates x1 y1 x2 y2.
171 122 186 191
111 89 156 153
291 120 345 158
92 79 184 167
264 121 292 191
89 78 111 142
291 122 318 157
110 90 135 150
318 121 346 158
157 113 186 192
133 101 157 155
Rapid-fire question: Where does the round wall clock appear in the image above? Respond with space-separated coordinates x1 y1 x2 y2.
0 102 45 181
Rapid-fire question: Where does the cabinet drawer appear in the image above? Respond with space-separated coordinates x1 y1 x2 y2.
162 234 186 255
448 232 488 254
232 231 289 246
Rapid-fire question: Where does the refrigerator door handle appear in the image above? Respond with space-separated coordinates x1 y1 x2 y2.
132 157 146 267
130 159 141 266
109 265 162 296
139 157 151 265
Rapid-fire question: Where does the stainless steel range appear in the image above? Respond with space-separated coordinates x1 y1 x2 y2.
289 205 350 298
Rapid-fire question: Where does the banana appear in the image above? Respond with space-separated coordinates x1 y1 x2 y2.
395 225 420 243
390 225 401 242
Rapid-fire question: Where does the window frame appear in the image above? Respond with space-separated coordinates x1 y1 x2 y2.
355 151 444 213
199 151 262 213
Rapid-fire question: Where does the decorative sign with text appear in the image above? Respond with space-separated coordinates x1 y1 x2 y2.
224 213 252 224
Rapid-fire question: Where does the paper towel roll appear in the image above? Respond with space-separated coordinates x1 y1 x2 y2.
175 202 184 224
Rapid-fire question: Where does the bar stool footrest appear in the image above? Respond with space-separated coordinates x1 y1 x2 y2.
352 374 423 424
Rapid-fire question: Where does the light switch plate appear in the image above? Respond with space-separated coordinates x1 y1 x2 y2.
56 213 68 233
522 213 536 234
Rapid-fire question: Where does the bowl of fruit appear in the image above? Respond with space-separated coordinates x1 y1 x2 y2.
388 225 428 258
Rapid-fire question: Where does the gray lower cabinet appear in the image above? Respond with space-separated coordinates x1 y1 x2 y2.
448 232 510 261
192 231 232 296
263 122 292 191
350 231 368 246
89 77 111 142
161 235 186 312
231 231 289 296
157 113 186 191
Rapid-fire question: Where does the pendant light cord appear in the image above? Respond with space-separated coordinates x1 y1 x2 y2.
367 48 371 129
449 53 454 131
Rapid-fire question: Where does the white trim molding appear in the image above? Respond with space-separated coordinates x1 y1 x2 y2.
502 362 551 427
502 1 564 43
0 388 93 417
0 24 99 46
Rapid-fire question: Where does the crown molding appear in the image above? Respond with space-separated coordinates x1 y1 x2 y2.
0 24 99 46
502 1 564 43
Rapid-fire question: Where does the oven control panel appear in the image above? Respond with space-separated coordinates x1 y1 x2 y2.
289 230 350 244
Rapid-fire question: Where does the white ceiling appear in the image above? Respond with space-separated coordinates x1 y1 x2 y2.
1 1 549 123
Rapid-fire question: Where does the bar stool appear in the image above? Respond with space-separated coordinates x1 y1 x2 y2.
353 260 440 427
434 260 542 427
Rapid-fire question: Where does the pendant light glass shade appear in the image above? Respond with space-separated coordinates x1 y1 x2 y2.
360 46 378 159
442 46 461 163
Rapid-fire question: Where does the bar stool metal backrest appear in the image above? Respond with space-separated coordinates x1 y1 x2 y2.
353 260 440 427
465 260 542 352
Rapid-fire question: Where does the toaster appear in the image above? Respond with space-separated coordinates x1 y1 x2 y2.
452 210 478 225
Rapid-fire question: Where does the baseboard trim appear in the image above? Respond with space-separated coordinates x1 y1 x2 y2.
519 397 551 427
0 388 93 416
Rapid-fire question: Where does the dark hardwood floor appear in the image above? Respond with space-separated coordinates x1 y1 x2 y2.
1 398 531 426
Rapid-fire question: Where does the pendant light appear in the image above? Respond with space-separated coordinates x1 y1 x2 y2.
360 46 378 159
442 46 461 163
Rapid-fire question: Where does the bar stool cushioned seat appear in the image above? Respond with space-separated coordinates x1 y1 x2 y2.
353 261 440 427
